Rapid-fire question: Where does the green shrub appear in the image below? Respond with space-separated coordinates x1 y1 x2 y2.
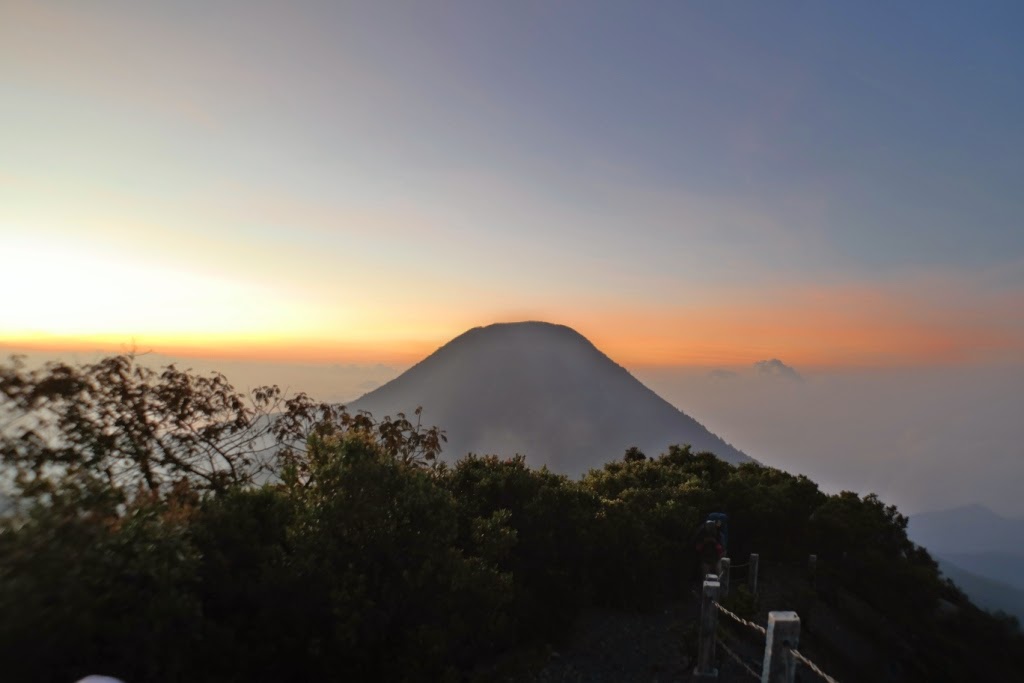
0 494 201 682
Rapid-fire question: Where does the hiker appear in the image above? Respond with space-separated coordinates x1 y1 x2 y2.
694 519 724 578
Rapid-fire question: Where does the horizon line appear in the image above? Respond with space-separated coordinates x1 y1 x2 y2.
3 333 1020 372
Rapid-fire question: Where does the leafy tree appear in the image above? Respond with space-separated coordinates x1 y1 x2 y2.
0 486 201 682
443 455 598 639
278 433 513 681
720 463 826 561
623 446 646 462
187 486 304 682
1 355 264 498
0 354 445 503
584 452 704 602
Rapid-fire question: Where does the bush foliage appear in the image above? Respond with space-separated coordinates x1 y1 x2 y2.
1 355 1021 682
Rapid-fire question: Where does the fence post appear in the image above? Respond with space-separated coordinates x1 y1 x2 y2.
808 554 817 588
719 557 731 598
745 557 761 593
761 611 800 683
694 577 720 680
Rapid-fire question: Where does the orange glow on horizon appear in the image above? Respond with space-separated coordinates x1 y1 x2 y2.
4 250 1021 370
584 286 1023 369
0 334 441 366
6 288 1022 371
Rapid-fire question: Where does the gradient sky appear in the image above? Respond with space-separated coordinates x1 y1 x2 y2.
2 0 1024 367
4 1 1024 518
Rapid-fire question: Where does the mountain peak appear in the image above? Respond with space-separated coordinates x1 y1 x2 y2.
352 322 750 475
463 320 585 335
446 321 596 351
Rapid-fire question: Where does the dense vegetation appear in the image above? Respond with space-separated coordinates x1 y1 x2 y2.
1 355 1021 682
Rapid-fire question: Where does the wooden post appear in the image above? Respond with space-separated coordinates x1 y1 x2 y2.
749 553 760 595
808 554 817 588
761 611 800 683
694 577 720 680
719 557 731 598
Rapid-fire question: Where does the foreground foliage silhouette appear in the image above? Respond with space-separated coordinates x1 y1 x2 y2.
0 355 1022 682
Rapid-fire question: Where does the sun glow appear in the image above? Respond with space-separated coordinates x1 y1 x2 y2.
1 235 317 342
4 228 1021 370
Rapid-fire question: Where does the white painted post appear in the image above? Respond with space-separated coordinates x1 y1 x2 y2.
694 578 720 680
761 611 800 683
719 557 731 598
749 553 760 595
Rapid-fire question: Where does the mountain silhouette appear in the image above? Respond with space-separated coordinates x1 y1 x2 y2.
350 321 751 475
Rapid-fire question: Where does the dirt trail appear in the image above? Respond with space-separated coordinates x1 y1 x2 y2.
525 562 858 682
526 596 761 682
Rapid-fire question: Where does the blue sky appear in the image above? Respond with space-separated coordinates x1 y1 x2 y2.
317 1 1024 269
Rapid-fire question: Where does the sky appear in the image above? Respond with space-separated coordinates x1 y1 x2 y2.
2 2 1024 514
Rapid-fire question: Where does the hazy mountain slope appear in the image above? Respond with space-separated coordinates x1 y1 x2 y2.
350 322 750 475
937 558 1024 622
937 551 1024 593
909 505 1024 620
908 504 1024 555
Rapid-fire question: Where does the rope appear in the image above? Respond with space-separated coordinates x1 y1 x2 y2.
718 638 761 679
790 648 842 683
729 562 749 569
712 600 767 636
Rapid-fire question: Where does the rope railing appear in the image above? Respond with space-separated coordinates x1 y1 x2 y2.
791 648 842 683
692 553 841 683
713 600 768 636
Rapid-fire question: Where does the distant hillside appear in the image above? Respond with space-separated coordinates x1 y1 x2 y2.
937 551 1024 593
909 504 1024 555
909 505 1024 621
351 321 750 475
937 558 1024 623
